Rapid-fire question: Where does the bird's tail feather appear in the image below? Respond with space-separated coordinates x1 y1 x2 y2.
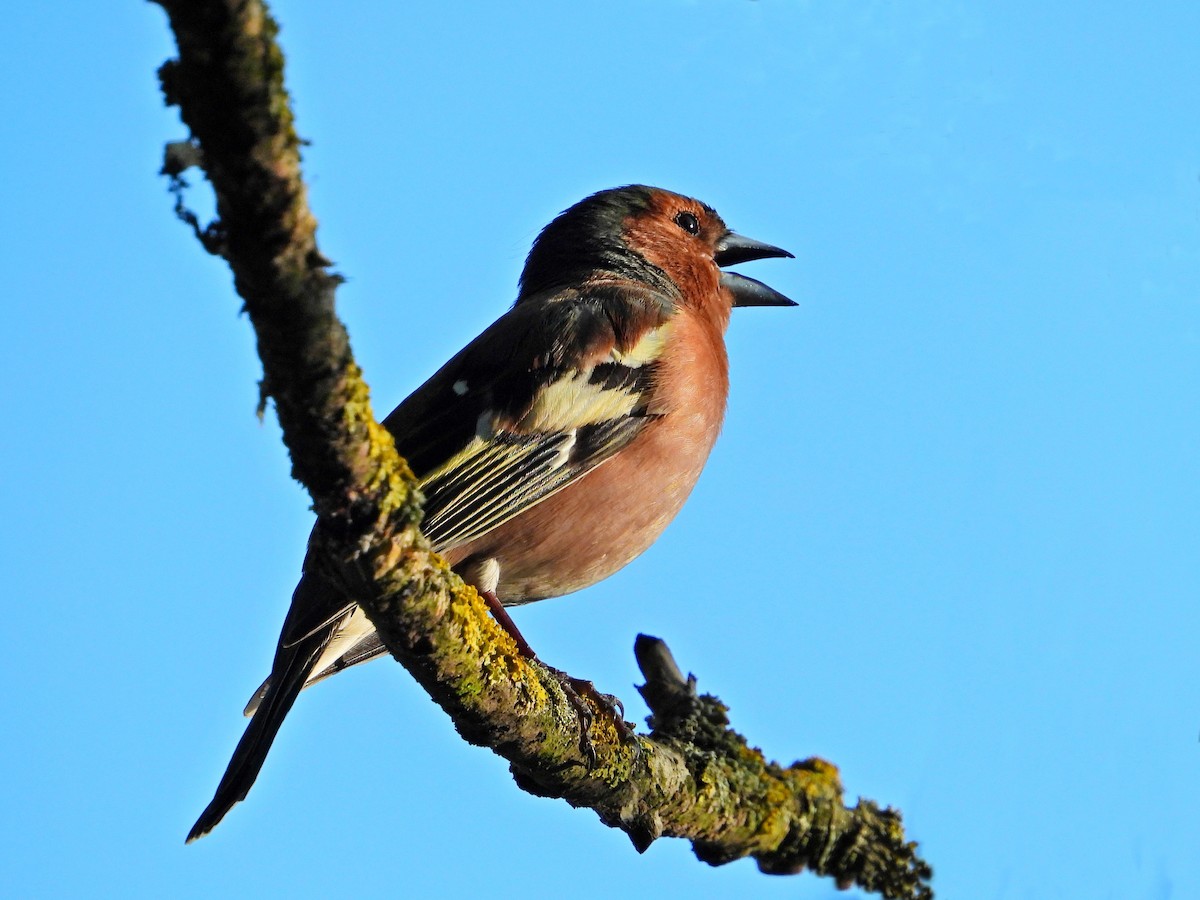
186 638 323 842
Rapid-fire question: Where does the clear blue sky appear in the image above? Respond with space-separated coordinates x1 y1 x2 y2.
2 3 1197 898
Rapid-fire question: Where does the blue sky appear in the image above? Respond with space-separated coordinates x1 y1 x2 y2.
2 2 1198 898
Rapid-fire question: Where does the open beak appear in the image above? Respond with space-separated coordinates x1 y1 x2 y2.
714 231 797 308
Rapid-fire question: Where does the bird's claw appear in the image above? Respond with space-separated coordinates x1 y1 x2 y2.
544 667 639 767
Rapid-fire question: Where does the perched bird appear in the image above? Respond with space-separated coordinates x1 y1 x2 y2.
188 185 794 841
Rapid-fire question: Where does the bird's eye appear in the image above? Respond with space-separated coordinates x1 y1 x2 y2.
674 211 700 235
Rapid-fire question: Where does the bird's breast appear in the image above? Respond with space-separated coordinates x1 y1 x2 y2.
445 312 730 603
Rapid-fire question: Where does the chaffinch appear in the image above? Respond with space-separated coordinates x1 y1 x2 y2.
189 185 794 841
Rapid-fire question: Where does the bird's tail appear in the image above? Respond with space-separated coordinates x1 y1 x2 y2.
186 633 324 842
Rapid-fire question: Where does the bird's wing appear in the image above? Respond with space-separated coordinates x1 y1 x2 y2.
416 366 658 550
405 285 673 550
277 283 674 651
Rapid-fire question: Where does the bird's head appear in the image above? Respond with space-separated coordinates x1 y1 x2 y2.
518 185 795 318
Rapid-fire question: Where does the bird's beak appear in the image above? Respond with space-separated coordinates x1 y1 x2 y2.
714 231 797 308
714 231 792 267
720 271 797 308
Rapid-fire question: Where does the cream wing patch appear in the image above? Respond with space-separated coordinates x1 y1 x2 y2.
517 325 668 431
611 324 668 368
516 373 641 431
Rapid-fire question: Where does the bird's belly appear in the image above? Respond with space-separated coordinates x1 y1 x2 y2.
443 413 718 604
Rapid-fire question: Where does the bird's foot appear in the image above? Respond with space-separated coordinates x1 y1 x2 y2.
543 666 639 767
479 589 638 765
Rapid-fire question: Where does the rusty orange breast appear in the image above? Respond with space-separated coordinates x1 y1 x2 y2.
444 307 731 603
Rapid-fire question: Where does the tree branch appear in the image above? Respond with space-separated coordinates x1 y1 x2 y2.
151 2 932 896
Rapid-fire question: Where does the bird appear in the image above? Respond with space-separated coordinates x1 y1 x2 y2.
188 184 795 841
